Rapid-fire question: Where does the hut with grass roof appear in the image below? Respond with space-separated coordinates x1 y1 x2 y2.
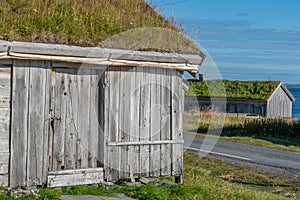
185 80 295 118
0 0 207 188
0 40 205 188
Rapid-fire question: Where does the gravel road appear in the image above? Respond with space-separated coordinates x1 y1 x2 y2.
184 134 300 177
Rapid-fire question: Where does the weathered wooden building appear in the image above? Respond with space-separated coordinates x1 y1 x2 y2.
185 81 295 118
0 41 205 188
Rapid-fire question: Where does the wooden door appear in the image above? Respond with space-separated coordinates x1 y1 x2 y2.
47 67 104 187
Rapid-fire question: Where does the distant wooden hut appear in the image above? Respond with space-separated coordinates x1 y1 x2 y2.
0 41 205 188
185 80 295 118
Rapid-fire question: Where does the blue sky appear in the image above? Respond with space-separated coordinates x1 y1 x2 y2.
147 0 300 84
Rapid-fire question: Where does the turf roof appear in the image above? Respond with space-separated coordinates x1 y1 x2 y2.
186 80 281 100
0 0 200 54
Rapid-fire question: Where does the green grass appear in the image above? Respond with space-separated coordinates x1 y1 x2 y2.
0 0 200 53
184 112 300 152
186 80 281 100
1 153 298 199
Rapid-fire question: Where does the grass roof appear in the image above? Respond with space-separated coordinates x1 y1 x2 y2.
0 0 200 54
186 80 281 100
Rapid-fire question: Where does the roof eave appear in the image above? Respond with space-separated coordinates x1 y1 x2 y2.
0 41 205 73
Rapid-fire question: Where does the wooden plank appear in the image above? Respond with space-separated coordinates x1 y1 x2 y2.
107 140 184 146
48 66 56 172
47 168 103 188
0 41 9 52
0 174 8 187
149 68 161 177
52 68 67 171
0 59 12 66
139 67 150 177
10 59 30 187
77 69 91 169
171 70 183 176
0 138 9 153
89 69 100 168
119 67 132 179
8 41 204 65
65 69 78 170
107 68 120 181
102 69 109 177
99 69 108 168
0 67 10 179
42 61 51 183
160 69 171 176
128 67 140 178
27 60 47 185
0 152 9 174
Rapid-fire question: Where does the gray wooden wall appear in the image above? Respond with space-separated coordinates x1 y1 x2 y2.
0 59 184 187
185 97 267 117
267 86 292 118
227 101 267 117
103 67 183 181
0 65 11 187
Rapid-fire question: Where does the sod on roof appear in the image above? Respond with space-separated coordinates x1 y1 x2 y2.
0 0 200 54
186 80 281 100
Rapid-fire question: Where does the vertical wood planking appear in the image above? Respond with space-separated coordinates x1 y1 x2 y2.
160 68 171 176
139 67 150 177
149 68 161 177
0 69 11 187
52 68 67 171
119 67 131 179
89 69 100 168
99 70 112 177
10 60 30 187
171 70 183 176
64 69 77 170
42 61 51 183
128 67 140 177
100 68 109 168
77 69 91 169
107 68 120 181
27 61 47 185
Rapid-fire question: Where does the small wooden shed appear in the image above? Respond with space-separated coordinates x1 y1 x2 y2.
0 41 205 188
185 81 295 118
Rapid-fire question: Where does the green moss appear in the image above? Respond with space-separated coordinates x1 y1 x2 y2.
186 80 281 100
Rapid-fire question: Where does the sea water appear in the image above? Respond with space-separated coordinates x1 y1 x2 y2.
287 85 300 119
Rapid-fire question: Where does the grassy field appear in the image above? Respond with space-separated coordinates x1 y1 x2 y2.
184 111 300 152
1 153 299 199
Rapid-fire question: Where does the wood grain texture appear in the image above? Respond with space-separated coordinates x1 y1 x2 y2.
47 168 103 188
149 68 161 177
6 41 204 65
0 153 9 174
10 60 30 187
139 67 151 177
171 70 183 176
0 69 10 183
0 174 8 187
10 60 51 186
27 61 47 186
129 67 141 178
111 68 121 181
160 69 172 176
